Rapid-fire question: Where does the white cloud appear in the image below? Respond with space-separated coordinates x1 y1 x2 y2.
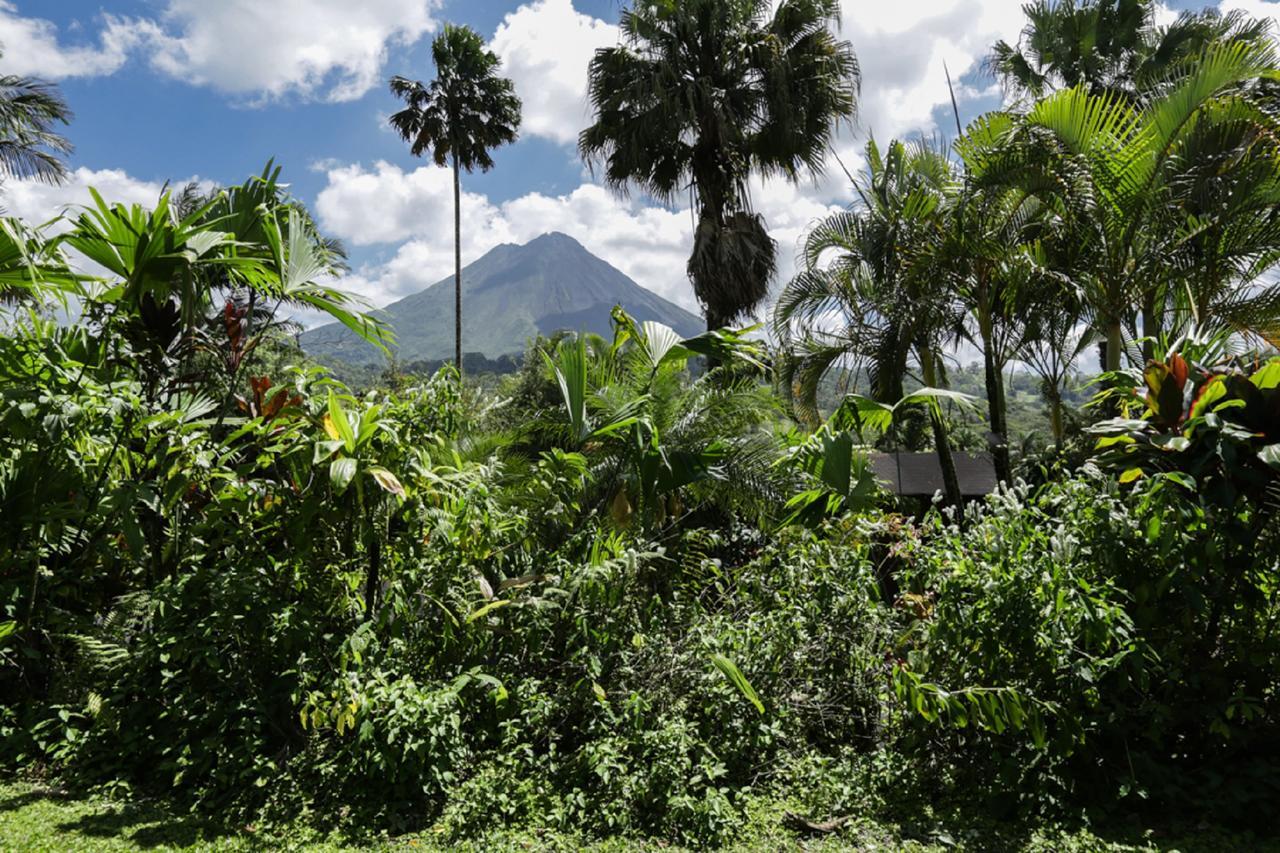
1219 0 1280 28
836 0 1026 142
314 161 505 247
0 0 439 102
2 167 175 228
0 2 150 79
489 0 618 145
145 0 440 103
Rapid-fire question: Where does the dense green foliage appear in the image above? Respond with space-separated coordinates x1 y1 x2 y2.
4 193 1278 840
5 1 1280 848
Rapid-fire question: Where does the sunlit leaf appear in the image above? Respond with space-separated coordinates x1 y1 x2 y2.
368 466 405 498
711 653 765 715
466 600 511 624
329 457 357 494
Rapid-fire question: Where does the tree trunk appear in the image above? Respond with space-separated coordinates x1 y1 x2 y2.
921 349 964 517
704 304 722 371
453 153 463 375
365 532 381 623
978 299 1011 484
1105 318 1123 373
1141 294 1159 364
1049 389 1065 449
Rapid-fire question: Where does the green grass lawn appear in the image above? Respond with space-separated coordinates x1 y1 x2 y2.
2 780 1275 852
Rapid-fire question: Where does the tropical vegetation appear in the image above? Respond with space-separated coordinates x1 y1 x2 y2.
4 0 1280 849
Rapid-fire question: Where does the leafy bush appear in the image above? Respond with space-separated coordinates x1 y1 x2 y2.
891 472 1280 823
5 173 1280 847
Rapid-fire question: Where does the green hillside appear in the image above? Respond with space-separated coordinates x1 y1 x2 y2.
300 231 704 364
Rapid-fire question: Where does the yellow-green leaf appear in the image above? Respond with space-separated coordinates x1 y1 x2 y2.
368 466 405 498
711 653 765 715
327 391 356 452
466 599 511 624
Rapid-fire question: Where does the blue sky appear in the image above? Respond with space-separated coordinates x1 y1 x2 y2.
1 0 1274 317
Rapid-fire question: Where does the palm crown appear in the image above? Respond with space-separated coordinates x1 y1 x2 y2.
988 0 1270 103
388 24 521 174
580 0 858 328
0 53 73 184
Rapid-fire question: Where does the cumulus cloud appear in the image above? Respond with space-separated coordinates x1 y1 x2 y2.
315 162 506 247
0 2 150 79
0 0 439 102
835 0 1027 142
489 0 618 145
1219 0 1280 28
144 0 440 103
1 167 178 228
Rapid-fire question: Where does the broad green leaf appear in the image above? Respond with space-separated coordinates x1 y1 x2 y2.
639 320 688 371
313 440 344 464
1252 359 1280 390
841 394 895 434
1189 377 1226 419
1119 467 1144 484
1088 418 1153 435
899 387 979 415
543 337 591 445
1260 443 1280 471
1152 435 1190 452
329 457 357 494
327 391 356 452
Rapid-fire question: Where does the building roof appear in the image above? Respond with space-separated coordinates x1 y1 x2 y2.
868 451 999 497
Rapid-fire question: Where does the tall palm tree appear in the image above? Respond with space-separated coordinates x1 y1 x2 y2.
988 0 1268 105
0 55 73 184
943 112 1076 481
389 24 521 373
773 138 965 507
774 139 958 415
974 39 1280 373
580 0 858 332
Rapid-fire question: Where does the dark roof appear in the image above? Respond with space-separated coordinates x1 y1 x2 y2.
869 452 999 497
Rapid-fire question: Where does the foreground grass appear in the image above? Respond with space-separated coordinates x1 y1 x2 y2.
1 781 1275 852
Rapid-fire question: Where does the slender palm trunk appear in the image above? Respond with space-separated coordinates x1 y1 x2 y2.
921 349 963 516
453 153 463 375
1141 294 1159 364
365 532 381 623
1105 318 1123 372
977 295 1011 484
1049 387 1065 449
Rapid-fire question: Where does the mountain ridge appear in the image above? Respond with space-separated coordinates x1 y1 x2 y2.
301 232 704 364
